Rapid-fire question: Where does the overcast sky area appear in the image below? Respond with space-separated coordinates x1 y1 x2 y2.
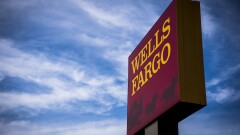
0 0 240 135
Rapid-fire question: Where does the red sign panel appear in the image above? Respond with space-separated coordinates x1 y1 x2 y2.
127 1 179 135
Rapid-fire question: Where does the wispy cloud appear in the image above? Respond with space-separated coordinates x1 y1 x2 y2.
0 119 126 135
0 38 126 113
77 34 110 47
72 0 158 35
73 0 131 29
103 41 134 79
0 39 85 83
206 64 240 103
201 9 216 38
206 64 240 88
207 88 240 103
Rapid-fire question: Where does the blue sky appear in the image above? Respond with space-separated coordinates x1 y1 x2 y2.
0 0 240 135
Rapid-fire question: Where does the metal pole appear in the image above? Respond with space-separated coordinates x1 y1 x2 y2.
145 120 178 135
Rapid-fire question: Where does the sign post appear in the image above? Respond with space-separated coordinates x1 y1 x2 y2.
127 0 206 135
145 121 178 135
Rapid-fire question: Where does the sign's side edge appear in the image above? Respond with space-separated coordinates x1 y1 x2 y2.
177 0 206 105
193 1 207 105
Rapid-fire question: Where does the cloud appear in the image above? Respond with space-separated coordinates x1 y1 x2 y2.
206 78 221 88
77 34 110 47
0 119 126 135
0 38 127 113
206 64 240 103
0 73 4 81
73 0 131 29
207 88 240 103
206 64 240 88
72 0 159 35
103 41 134 79
201 9 216 38
0 39 85 82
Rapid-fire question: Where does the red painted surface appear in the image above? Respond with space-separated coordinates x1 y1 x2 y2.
127 1 179 135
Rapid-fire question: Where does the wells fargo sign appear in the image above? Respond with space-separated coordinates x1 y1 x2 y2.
127 0 207 134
